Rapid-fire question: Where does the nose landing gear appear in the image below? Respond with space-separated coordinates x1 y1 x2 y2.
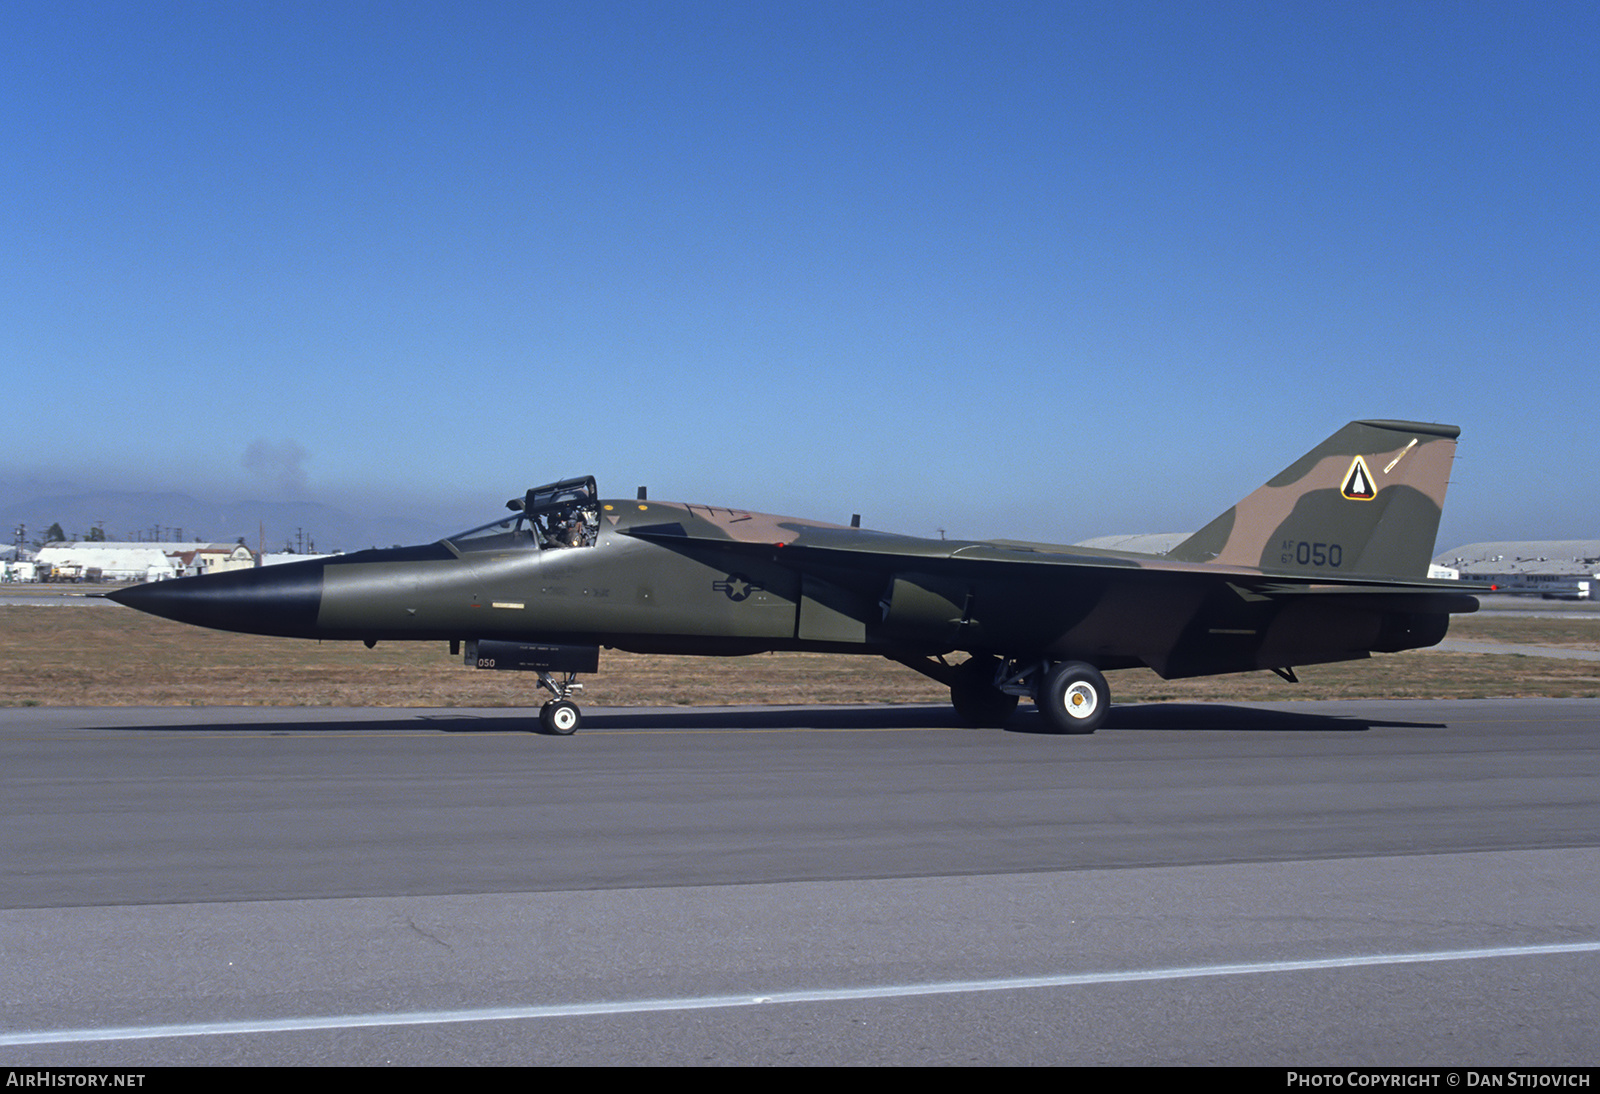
463 640 598 735
535 671 584 735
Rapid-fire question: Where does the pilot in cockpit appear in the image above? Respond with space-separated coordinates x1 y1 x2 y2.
554 513 584 548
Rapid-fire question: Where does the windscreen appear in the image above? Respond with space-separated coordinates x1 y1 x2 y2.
447 513 542 553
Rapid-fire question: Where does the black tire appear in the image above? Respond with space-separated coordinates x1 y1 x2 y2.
539 700 582 735
1036 661 1108 734
950 656 1019 727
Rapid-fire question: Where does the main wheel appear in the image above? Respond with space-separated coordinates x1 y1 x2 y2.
1037 661 1109 734
949 655 1019 727
539 699 582 735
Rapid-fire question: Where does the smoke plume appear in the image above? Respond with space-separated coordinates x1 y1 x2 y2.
241 439 310 498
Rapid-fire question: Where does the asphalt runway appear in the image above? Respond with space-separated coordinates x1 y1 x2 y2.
4 699 1598 1065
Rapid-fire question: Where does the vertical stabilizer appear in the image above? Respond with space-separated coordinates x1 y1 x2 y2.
1166 420 1459 579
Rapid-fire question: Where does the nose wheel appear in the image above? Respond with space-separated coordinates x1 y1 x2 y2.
534 671 584 734
539 699 582 735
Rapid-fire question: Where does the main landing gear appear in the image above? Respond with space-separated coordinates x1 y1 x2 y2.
1035 660 1109 734
935 655 1111 734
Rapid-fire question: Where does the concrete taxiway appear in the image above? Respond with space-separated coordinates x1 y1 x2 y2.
3 699 1598 1065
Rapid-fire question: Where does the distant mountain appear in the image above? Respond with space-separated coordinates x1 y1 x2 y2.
0 486 454 553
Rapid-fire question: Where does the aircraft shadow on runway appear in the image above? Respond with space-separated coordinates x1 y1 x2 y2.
79 703 1443 735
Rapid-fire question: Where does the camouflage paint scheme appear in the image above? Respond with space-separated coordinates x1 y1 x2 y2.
110 420 1481 733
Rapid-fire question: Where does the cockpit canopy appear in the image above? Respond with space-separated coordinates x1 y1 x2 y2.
449 476 601 553
508 475 597 518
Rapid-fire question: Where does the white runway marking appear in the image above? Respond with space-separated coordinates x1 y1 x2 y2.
6 940 1598 1046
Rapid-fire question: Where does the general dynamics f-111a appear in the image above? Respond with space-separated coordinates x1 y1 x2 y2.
109 419 1480 734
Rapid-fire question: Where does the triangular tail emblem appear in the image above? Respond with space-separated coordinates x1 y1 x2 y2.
1341 455 1376 500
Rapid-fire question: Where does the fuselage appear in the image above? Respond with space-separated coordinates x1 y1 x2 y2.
109 496 1471 679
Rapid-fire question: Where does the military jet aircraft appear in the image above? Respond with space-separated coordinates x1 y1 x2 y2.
109 419 1480 734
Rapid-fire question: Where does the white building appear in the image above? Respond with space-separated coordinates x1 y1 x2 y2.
34 541 255 582
1433 540 1600 600
2 560 38 582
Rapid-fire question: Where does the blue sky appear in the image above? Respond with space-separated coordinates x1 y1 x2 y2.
3 1 1595 547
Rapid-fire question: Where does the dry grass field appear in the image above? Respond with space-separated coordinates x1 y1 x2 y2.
2 601 1595 709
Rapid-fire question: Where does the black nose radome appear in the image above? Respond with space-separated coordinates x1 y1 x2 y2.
108 561 325 638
